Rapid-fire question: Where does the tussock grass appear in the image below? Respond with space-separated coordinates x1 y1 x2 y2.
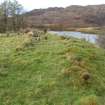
74 95 99 105
0 33 105 104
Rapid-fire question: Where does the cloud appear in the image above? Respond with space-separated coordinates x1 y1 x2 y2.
17 0 105 10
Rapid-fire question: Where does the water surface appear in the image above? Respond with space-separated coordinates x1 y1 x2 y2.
49 31 98 44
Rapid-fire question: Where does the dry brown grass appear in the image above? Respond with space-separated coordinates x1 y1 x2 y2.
75 95 99 105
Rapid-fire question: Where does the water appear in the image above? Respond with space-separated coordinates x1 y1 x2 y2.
49 31 98 44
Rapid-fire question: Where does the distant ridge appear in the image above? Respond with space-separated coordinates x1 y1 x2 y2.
25 4 105 29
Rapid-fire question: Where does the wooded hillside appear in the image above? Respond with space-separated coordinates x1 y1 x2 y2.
25 4 105 29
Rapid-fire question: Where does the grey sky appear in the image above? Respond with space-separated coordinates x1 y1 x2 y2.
17 0 105 10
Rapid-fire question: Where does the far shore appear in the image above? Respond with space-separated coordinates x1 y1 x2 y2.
48 26 105 35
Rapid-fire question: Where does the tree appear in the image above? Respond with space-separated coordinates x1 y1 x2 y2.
0 0 10 32
0 0 24 33
9 0 24 31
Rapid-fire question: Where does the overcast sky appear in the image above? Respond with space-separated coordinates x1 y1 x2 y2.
17 0 105 10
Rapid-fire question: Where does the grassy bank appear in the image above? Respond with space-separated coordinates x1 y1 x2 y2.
49 27 105 35
75 27 105 35
0 33 105 105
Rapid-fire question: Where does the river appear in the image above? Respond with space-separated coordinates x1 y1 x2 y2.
49 31 98 44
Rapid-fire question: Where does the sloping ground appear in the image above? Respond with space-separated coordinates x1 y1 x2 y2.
0 34 105 105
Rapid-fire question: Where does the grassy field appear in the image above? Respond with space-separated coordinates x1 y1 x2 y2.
0 33 105 105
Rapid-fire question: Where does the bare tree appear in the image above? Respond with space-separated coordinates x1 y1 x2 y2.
0 0 10 32
0 0 24 33
9 0 24 31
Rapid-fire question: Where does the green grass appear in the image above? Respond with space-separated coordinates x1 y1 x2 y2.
0 34 105 105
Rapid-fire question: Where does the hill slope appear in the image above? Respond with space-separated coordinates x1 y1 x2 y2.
0 34 105 104
25 4 105 29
